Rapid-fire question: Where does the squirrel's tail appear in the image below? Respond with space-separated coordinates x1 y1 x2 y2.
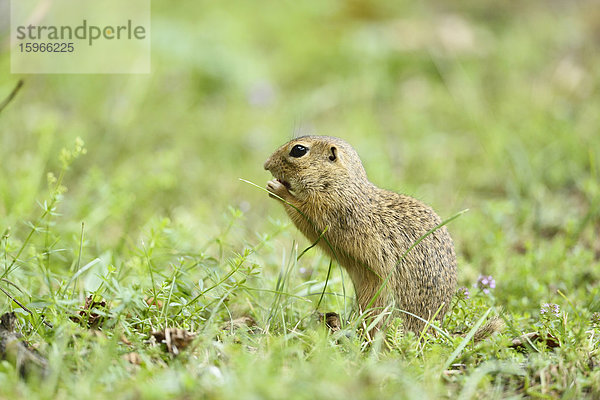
471 315 504 343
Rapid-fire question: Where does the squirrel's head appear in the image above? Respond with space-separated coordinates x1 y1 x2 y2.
264 135 368 201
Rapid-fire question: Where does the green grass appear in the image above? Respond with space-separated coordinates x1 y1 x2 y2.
1 0 600 398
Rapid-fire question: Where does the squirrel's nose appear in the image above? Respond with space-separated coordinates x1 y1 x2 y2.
263 157 271 171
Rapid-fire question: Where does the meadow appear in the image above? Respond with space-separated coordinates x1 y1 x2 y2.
0 1 599 398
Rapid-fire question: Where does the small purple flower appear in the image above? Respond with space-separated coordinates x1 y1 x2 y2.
590 312 600 326
475 274 496 294
540 303 560 317
457 286 470 299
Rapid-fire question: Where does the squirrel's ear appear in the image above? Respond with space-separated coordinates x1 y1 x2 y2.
329 146 337 161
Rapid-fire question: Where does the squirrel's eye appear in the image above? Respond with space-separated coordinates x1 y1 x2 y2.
289 144 308 158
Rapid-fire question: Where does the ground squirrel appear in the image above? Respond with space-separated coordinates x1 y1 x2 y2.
264 135 458 333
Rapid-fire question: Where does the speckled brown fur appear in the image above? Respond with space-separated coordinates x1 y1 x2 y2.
264 135 457 333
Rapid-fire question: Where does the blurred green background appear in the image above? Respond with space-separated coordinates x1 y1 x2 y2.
0 0 599 397
1 0 599 318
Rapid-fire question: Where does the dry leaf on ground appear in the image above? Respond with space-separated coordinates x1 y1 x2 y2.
151 328 196 355
220 316 259 332
70 295 108 329
0 312 48 377
510 332 560 350
318 312 341 332
122 352 142 365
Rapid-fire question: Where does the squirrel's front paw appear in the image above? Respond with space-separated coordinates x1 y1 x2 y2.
267 179 292 201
